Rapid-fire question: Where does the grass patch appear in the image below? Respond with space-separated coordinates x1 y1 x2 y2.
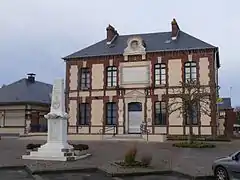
168 135 231 142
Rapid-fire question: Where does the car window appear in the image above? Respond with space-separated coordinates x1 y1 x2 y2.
235 152 240 160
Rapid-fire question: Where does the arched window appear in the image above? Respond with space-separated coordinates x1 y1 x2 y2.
106 66 117 87
184 62 197 83
154 63 166 85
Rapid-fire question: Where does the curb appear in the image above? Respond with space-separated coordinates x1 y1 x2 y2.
30 167 98 175
194 175 215 179
106 170 173 177
0 165 26 170
0 165 215 179
105 170 202 179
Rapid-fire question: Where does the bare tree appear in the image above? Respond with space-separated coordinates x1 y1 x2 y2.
167 79 214 144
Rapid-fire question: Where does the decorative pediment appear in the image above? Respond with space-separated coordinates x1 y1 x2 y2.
123 36 146 60
124 90 145 98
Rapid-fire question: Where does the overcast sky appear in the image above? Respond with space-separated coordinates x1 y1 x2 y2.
0 0 239 106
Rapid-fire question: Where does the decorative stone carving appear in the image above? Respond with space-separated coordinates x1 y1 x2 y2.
44 113 69 120
124 90 145 98
123 36 146 60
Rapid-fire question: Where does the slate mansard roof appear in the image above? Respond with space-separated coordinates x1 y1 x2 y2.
63 31 218 60
0 78 53 105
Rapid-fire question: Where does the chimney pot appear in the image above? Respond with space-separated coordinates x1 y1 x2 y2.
171 18 180 40
27 73 36 83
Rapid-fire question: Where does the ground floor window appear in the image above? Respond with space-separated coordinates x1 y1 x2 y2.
154 101 166 125
185 102 198 125
79 103 90 125
106 102 117 125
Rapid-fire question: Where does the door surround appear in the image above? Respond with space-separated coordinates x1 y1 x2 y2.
124 90 146 134
128 102 142 134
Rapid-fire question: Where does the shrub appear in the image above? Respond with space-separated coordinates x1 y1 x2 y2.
140 154 152 166
173 141 216 148
124 146 137 165
70 144 89 151
26 143 41 150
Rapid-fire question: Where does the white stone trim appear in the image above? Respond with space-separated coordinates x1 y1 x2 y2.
109 96 113 102
157 57 162 63
124 93 146 134
109 59 113 66
188 54 192 62
83 61 87 67
81 97 86 103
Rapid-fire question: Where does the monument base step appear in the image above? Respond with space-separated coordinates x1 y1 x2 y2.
22 153 91 161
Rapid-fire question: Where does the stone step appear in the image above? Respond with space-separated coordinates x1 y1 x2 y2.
113 134 142 138
104 134 145 141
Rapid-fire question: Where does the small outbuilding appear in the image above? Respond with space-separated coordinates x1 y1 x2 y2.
0 73 52 136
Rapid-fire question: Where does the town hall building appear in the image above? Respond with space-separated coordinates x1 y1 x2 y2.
63 19 220 137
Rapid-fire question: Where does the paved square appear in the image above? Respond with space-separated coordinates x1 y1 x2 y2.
0 138 239 178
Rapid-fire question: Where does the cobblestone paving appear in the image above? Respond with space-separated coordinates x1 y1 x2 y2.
0 138 239 178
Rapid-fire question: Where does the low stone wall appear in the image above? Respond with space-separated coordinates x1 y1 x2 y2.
142 134 167 142
0 127 25 136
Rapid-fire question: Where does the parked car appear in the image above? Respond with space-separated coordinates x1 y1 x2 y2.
212 151 240 180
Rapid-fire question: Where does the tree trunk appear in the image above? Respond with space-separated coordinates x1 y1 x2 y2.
188 122 194 144
188 107 194 144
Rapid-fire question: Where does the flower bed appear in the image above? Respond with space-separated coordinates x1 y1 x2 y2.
172 141 216 148
115 160 149 168
113 145 152 168
167 135 231 142
26 143 41 151
69 144 89 156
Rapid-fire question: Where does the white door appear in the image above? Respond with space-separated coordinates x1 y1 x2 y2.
128 102 142 134
128 112 142 133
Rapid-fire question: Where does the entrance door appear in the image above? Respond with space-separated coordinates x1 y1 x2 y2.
128 102 142 134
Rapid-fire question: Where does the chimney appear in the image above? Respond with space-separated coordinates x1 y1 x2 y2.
106 24 118 44
27 73 36 83
171 18 180 40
